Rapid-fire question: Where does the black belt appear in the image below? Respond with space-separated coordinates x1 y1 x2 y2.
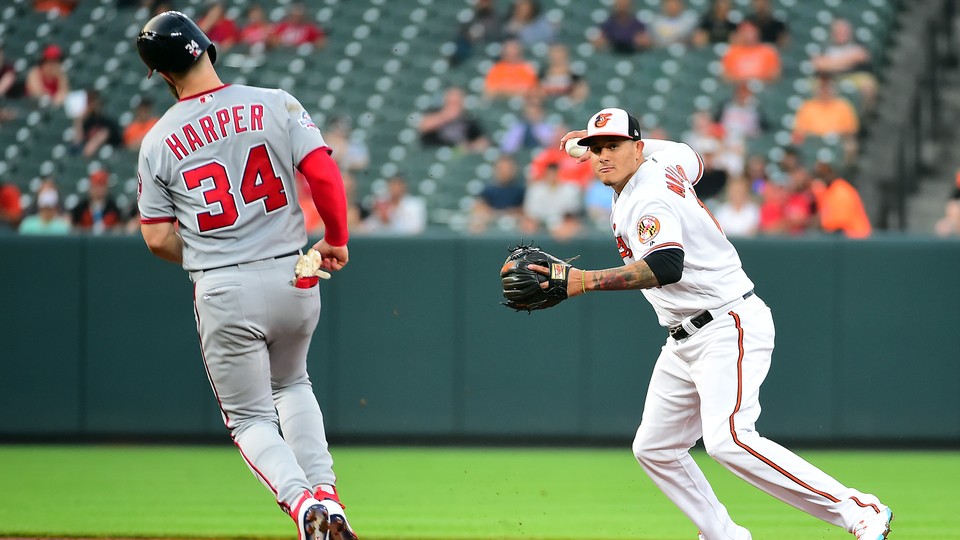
668 290 754 340
200 250 300 273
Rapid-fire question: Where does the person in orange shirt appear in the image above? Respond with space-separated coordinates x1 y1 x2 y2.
721 21 781 83
792 75 859 139
123 98 159 150
811 161 871 238
792 75 860 164
483 38 538 99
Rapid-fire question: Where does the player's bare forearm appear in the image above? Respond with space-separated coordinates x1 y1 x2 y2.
581 260 660 293
141 222 183 265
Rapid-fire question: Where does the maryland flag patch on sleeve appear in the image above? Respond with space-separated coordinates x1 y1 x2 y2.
638 215 661 244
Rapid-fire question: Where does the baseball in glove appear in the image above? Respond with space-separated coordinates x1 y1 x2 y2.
500 243 575 312
293 249 332 289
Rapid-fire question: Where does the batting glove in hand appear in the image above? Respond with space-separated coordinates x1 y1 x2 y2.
500 243 574 312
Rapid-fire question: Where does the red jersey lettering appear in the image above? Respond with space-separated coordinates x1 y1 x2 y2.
616 235 634 259
165 133 188 161
198 115 219 144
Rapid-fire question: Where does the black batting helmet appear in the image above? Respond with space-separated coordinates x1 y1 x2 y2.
136 11 217 79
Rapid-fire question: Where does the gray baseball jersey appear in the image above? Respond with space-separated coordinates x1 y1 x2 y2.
138 84 327 271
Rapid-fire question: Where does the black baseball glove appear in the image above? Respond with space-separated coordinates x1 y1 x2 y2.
500 244 574 312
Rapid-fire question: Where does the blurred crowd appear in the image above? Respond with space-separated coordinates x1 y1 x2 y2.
0 0 909 240
421 0 878 240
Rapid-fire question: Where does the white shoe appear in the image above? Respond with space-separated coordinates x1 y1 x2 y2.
292 492 329 540
319 498 359 540
853 507 894 539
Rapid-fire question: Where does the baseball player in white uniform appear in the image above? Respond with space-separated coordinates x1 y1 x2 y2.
552 108 893 540
135 12 357 540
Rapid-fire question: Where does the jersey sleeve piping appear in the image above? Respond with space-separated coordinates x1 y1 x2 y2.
641 241 684 259
140 216 177 224
683 142 704 185
297 145 333 168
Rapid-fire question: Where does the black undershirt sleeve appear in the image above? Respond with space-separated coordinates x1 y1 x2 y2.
643 247 684 286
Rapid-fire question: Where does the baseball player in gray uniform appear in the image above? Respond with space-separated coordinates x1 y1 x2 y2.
556 109 893 540
135 12 357 540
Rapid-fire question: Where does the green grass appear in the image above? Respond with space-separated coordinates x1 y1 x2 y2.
0 445 957 539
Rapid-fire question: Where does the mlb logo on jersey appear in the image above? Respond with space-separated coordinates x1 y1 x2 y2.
199 93 215 104
638 215 660 244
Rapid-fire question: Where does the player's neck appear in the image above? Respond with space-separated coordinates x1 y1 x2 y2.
176 66 225 100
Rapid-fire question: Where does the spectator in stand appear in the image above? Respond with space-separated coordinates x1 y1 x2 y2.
757 179 788 235
538 43 588 103
520 162 581 237
682 111 744 175
714 177 760 237
240 4 274 49
418 86 488 152
0 45 22 99
123 97 159 151
811 160 871 238
649 0 699 48
782 166 817 235
529 124 594 187
362 175 427 235
694 142 729 205
722 21 781 84
745 0 788 48
19 182 70 235
0 180 23 233
483 38 539 99
25 45 69 108
500 96 554 155
469 154 526 233
693 0 737 48
198 1 241 53
935 171 960 237
810 18 878 112
590 0 652 55
323 115 370 173
269 3 326 48
33 0 77 16
72 89 122 159
503 0 556 48
792 75 859 163
714 81 768 144
70 169 124 235
449 0 502 67
744 153 770 194
583 177 611 230
777 146 803 177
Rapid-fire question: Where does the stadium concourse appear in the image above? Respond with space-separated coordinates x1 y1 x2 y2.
0 0 899 231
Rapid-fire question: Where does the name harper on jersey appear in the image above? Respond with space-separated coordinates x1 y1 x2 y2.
164 103 265 161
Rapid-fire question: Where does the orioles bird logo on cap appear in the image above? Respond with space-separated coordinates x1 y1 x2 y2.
594 113 613 128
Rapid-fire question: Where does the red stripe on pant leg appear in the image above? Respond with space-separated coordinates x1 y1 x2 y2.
850 496 881 514
194 285 279 497
726 310 842 504
233 436 279 495
194 285 231 427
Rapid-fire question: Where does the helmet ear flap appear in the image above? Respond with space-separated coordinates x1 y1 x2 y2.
207 42 217 66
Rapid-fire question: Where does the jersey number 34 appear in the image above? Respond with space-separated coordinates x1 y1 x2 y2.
182 143 287 232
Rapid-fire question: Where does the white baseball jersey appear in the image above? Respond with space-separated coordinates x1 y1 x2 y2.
610 139 754 327
137 84 328 271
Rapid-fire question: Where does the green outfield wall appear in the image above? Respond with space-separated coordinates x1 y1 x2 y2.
1 235 957 444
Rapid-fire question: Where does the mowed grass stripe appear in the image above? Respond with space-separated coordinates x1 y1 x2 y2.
0 446 956 539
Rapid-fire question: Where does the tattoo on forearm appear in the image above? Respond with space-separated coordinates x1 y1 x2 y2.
592 262 660 291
